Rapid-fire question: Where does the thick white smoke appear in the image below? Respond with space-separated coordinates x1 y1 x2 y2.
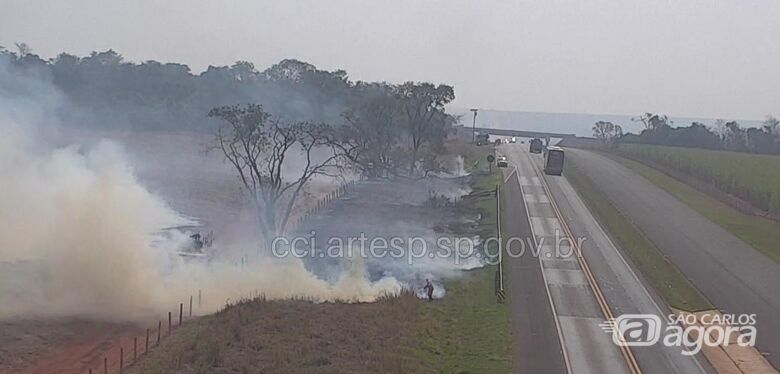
0 59 401 322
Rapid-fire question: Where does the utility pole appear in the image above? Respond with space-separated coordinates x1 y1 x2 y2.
470 108 478 143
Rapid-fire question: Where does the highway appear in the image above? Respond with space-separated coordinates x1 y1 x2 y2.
565 148 780 369
499 144 711 374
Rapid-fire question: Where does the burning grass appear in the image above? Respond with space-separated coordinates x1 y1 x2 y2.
129 142 511 373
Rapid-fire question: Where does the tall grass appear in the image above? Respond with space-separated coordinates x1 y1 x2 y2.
618 144 780 213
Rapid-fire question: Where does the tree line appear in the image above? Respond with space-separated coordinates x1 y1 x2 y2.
1 43 457 237
592 112 780 155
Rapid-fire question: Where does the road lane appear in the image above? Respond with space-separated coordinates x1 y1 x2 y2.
501 165 569 373
520 146 711 374
502 146 631 374
499 143 714 374
565 148 780 369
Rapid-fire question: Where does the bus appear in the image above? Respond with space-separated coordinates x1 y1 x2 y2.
543 146 565 175
529 138 543 153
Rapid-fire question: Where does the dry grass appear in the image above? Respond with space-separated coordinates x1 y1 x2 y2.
131 292 428 373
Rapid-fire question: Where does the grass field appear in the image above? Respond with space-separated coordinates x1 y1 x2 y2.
609 154 780 265
565 159 713 312
618 144 780 213
132 294 426 373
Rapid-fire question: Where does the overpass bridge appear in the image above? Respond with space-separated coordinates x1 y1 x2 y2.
472 126 575 140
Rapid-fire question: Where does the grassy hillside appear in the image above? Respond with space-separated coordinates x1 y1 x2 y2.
618 144 780 213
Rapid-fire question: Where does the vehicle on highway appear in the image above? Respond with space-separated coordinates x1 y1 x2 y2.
475 132 490 146
496 155 508 168
543 146 564 175
529 138 543 153
510 137 517 143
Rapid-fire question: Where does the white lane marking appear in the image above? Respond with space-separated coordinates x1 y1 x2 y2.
523 193 550 203
556 177 708 373
504 166 518 184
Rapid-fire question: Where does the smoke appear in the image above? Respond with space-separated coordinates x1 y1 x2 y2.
0 57 401 321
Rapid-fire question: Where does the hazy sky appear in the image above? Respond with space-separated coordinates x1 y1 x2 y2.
2 0 778 120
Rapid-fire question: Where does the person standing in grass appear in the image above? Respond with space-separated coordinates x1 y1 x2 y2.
423 279 434 301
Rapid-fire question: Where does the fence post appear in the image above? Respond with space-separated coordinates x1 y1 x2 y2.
120 348 124 373
198 289 202 310
133 337 137 361
189 295 193 317
103 357 107 374
146 328 150 353
157 321 161 344
168 311 172 335
179 303 183 326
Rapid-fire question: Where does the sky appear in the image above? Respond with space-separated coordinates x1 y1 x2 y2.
1 0 778 121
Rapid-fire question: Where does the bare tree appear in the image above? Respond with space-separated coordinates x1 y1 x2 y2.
14 42 31 57
208 104 341 242
632 112 672 130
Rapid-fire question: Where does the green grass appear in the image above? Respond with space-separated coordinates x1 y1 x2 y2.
565 160 713 312
417 142 511 373
609 154 780 265
618 144 780 213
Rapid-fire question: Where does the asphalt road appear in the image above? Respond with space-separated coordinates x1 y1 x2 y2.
500 163 569 373
500 144 710 374
565 148 780 369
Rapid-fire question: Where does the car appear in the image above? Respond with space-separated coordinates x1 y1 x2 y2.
496 155 508 167
510 137 517 143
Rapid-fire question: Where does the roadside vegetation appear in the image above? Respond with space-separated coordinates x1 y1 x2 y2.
416 141 511 373
130 142 512 373
587 112 780 265
608 154 780 265
618 144 780 214
564 158 713 312
132 294 427 373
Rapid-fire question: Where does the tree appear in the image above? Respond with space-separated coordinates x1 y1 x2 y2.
592 121 623 146
208 104 342 243
339 84 404 177
723 121 746 151
14 42 31 57
763 115 779 136
633 112 672 130
396 82 455 174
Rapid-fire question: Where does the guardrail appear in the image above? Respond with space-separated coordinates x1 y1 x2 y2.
495 184 506 303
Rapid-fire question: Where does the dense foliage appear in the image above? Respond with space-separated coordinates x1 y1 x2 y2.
0 45 456 177
617 113 780 155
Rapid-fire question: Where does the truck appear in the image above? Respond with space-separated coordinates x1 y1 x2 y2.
543 146 565 175
529 138 543 153
476 133 490 146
